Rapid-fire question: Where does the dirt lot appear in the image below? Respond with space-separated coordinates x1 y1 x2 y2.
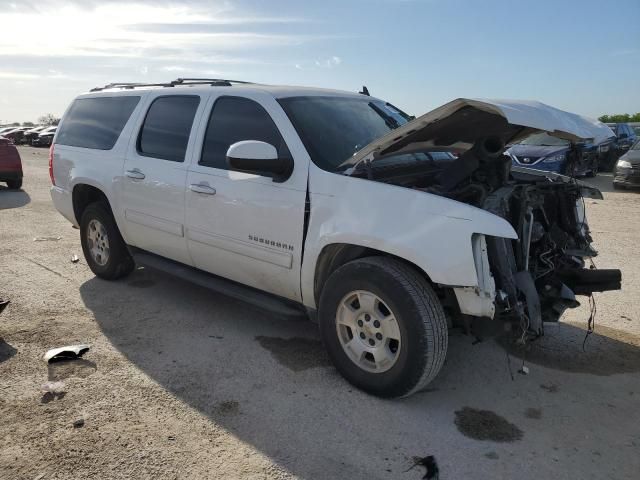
1 146 639 480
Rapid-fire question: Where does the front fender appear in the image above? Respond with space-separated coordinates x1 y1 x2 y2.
301 165 517 308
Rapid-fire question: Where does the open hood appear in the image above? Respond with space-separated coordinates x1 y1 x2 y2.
348 98 614 168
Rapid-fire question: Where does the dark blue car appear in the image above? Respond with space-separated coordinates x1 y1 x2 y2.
507 132 599 177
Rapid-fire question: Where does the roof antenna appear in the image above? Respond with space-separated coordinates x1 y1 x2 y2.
359 85 370 96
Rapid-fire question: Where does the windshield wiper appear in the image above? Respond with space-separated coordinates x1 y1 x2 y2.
368 102 400 129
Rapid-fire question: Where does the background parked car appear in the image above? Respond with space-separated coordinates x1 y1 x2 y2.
0 136 23 189
507 132 600 176
606 122 638 159
22 126 45 145
0 127 30 145
32 126 57 147
0 127 16 136
613 139 640 189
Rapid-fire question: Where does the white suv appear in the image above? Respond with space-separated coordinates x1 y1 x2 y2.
50 79 620 397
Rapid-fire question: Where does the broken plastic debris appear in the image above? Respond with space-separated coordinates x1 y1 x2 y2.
33 236 62 242
71 254 79 263
518 365 530 375
43 344 90 363
41 381 65 393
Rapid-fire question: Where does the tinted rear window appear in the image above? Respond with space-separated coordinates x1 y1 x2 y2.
137 95 200 162
56 96 140 150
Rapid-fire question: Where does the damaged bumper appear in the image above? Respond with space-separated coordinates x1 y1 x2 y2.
453 235 497 318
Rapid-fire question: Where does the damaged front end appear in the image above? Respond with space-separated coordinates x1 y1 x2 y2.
347 98 622 336
482 174 620 334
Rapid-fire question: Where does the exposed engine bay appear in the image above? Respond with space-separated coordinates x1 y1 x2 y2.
347 108 622 337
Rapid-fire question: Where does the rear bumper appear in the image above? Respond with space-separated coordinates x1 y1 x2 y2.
33 137 52 146
50 186 78 227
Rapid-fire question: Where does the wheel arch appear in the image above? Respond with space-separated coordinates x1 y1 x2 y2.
313 243 439 306
72 183 111 224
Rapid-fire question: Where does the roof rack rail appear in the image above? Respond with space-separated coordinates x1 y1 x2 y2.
90 78 254 92
174 78 254 85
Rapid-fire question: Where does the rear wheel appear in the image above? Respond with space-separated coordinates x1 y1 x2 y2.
80 202 134 280
6 179 22 189
318 256 448 398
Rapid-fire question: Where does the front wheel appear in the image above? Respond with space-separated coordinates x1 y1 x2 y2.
318 257 448 398
80 202 134 280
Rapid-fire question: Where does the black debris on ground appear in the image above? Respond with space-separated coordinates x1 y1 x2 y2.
404 455 439 479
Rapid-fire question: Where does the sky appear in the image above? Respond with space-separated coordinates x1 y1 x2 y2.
0 0 638 123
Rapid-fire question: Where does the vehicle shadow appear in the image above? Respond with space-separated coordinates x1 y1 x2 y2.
80 267 640 479
0 186 31 210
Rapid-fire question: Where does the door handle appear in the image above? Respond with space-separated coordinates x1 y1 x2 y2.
189 183 216 195
125 169 146 180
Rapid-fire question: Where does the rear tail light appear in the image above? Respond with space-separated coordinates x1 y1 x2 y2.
49 144 55 185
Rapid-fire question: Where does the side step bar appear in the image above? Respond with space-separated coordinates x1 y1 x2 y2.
130 248 306 318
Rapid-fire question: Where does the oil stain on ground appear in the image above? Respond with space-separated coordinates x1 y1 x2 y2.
524 407 542 420
48 359 97 381
255 336 331 372
497 322 640 375
454 407 523 442
214 400 240 416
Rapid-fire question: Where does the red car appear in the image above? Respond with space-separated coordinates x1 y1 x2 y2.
0 136 23 189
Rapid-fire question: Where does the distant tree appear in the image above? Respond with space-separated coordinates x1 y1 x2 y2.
38 114 60 126
22 121 35 127
598 113 640 123
10 121 20 126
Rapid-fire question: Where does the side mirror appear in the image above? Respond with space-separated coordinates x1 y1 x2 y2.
226 140 293 182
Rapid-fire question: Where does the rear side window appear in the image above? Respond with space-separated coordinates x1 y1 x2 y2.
56 96 140 150
138 95 200 162
200 96 289 170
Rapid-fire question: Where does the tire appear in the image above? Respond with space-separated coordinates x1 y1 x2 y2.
80 202 134 280
6 179 22 189
613 182 625 190
318 256 448 398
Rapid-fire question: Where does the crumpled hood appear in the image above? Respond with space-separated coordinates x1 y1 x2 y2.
349 98 615 166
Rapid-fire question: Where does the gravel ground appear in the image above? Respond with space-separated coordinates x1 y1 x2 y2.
1 147 639 480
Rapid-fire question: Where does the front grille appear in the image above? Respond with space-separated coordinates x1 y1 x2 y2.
514 156 541 165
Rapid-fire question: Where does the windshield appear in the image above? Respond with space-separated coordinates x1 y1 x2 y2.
631 139 640 150
517 132 570 147
278 96 411 172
